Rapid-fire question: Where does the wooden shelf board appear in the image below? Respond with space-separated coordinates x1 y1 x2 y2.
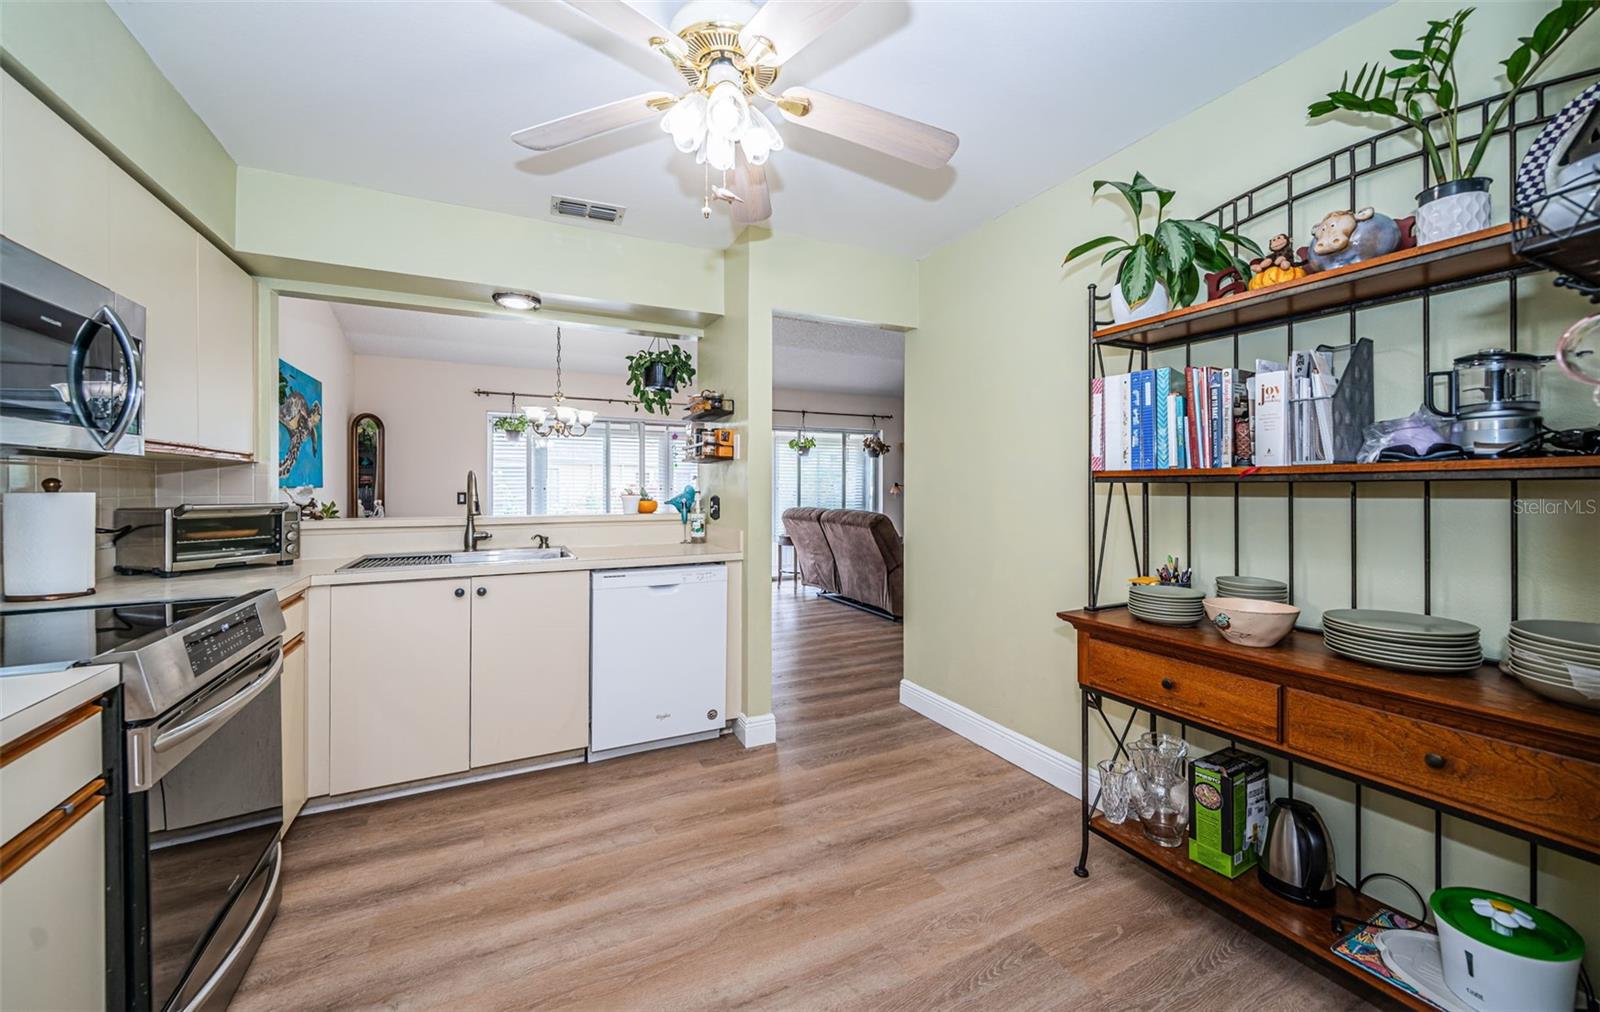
1092 224 1523 349
1058 608 1600 765
1089 816 1431 1012
1093 455 1600 484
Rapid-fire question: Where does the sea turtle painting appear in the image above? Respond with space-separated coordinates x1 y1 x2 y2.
278 360 324 486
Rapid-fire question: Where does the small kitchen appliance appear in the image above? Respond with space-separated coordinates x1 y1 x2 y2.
113 503 299 576
1425 348 1551 456
1430 887 1584 1012
1257 797 1336 906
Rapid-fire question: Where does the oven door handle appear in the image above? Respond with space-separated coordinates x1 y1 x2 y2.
153 645 283 755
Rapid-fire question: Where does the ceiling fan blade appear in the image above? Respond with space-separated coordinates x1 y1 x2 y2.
738 0 861 67
776 87 958 169
511 92 674 151
565 0 688 60
733 157 772 225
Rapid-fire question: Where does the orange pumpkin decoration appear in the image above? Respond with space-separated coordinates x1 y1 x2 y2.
1248 264 1306 290
638 499 658 514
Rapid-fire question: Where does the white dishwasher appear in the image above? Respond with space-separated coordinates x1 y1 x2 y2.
590 564 728 760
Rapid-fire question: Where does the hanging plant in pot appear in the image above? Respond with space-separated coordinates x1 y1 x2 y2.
788 434 817 455
862 434 891 457
1307 3 1595 246
1063 173 1259 325
625 341 695 414
492 413 533 439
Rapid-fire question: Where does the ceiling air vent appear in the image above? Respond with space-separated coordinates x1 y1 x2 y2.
550 196 626 224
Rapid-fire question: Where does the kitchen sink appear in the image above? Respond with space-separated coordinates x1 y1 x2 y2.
338 546 575 571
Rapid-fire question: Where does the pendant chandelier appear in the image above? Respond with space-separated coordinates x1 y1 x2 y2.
523 326 596 438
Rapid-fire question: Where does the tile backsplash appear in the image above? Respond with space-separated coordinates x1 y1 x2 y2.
1 455 278 577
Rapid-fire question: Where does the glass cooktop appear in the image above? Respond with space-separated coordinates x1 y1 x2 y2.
1 598 227 674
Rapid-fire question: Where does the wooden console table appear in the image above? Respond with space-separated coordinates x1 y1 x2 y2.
1060 607 1600 1010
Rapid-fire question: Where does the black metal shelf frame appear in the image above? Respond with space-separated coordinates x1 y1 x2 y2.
1074 68 1600 939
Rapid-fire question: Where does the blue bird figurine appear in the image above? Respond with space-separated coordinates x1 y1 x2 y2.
666 486 697 522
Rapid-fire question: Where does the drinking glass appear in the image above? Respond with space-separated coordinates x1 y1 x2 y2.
1128 732 1190 848
1096 758 1136 825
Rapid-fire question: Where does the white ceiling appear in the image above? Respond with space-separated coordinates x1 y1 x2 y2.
772 314 902 397
110 1 1385 259
326 301 674 375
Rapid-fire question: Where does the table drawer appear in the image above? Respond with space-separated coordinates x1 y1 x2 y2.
281 591 307 643
0 703 103 845
1283 690 1600 853
1082 638 1280 741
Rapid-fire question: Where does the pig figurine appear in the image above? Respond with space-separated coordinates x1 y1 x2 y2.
1305 207 1401 273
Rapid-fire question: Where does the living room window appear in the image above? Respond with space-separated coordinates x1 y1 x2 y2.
488 413 697 516
772 426 881 572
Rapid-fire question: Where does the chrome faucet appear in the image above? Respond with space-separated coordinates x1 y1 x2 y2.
464 470 492 551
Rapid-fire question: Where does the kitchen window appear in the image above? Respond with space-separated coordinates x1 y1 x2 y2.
487 414 697 516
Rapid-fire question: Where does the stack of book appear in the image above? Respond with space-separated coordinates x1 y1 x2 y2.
1090 353 1340 473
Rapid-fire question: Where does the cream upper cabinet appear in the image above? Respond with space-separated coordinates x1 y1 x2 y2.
469 572 590 768
0 74 109 282
106 164 199 446
281 634 308 830
329 580 472 795
195 239 256 455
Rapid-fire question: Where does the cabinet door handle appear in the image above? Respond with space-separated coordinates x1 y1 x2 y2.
476 587 487 597
1424 752 1446 769
454 588 466 598
1160 678 1176 691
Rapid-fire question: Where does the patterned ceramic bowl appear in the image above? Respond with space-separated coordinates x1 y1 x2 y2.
1203 597 1300 649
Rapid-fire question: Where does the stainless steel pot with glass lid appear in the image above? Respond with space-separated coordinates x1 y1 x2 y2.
1425 348 1552 454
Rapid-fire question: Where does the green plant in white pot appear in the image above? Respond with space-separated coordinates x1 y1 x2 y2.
1308 2 1595 244
1063 173 1259 325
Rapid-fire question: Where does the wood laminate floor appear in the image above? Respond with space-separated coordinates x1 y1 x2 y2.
235 588 1377 1011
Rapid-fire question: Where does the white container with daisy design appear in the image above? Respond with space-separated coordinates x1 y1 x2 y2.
1429 887 1583 1012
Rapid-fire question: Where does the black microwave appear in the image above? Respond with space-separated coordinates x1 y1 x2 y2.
0 236 146 458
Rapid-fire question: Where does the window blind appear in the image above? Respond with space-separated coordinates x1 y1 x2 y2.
487 413 698 516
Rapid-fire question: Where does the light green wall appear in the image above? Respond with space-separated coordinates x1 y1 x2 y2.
701 228 919 717
0 0 237 244
234 168 725 320
909 0 1599 966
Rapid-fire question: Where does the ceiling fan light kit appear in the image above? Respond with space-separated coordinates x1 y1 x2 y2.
513 0 959 222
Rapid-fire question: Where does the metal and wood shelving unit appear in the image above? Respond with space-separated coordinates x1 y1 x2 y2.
1068 69 1600 1009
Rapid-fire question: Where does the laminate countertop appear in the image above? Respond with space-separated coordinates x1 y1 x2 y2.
0 542 744 614
0 663 119 744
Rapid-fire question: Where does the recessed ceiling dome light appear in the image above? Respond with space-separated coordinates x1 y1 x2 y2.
492 291 541 311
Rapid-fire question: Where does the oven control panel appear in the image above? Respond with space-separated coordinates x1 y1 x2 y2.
182 604 265 675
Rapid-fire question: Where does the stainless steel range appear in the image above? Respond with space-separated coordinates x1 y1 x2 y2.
99 591 287 1011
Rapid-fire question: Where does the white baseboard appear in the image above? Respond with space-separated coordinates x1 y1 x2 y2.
734 712 777 748
899 680 1093 800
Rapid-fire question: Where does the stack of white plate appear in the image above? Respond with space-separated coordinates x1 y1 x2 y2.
1128 585 1206 626
1503 620 1600 712
1321 609 1482 673
1214 576 1289 602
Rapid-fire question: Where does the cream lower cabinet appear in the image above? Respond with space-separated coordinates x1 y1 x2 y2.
281 634 308 830
329 579 472 795
0 800 106 1011
469 571 590 768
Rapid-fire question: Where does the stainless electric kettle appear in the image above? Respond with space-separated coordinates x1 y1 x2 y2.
1257 798 1336 907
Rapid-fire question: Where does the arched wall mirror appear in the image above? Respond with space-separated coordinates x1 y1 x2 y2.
349 413 385 517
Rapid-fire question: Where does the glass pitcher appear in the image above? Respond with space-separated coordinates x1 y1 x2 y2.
1128 732 1190 848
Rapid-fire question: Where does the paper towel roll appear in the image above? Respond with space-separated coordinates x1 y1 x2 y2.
3 491 96 599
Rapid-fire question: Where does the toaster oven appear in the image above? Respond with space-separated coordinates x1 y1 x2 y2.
113 504 299 576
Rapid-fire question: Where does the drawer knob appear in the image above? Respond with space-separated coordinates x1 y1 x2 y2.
477 586 487 597
455 588 466 598
1160 678 1176 691
1424 752 1446 770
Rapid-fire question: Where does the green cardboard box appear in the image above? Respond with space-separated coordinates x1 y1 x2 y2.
1188 747 1269 878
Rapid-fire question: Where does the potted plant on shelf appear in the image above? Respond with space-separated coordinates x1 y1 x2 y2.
1062 173 1260 324
492 413 532 439
626 341 696 414
788 434 817 455
1307 2 1595 245
620 484 642 514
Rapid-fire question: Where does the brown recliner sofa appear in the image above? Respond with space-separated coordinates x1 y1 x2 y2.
781 507 903 619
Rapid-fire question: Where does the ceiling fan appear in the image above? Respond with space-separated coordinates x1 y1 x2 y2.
511 0 959 224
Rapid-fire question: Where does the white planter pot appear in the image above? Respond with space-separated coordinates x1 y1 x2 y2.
1110 281 1170 325
620 495 640 514
1414 177 1493 245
